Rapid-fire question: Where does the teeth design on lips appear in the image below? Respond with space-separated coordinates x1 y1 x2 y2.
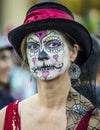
32 63 63 73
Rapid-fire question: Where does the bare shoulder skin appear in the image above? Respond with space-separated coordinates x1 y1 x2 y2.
0 107 6 130
20 95 67 130
19 89 100 130
1 91 100 130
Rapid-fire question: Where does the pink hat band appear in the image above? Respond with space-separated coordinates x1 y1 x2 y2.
24 8 74 24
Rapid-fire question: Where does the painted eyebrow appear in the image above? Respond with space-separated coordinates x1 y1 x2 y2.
44 36 61 43
27 37 40 44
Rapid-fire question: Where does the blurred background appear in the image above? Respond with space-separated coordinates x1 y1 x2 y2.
0 0 100 109
0 0 100 34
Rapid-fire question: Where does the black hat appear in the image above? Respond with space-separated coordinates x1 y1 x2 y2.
8 2 92 67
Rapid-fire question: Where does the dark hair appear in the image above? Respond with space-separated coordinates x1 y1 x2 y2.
20 37 28 67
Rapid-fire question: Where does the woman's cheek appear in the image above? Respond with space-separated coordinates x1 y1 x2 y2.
53 54 59 61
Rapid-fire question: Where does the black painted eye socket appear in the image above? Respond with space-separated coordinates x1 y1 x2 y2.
27 42 40 52
46 40 62 50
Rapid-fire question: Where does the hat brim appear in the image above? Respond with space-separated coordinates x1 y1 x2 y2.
8 18 92 67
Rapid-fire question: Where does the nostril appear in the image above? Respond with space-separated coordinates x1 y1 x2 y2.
38 50 49 61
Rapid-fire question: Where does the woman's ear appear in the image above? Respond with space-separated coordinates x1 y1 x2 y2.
69 44 79 62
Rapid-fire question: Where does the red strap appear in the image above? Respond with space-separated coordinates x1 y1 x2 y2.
3 100 20 130
76 108 94 130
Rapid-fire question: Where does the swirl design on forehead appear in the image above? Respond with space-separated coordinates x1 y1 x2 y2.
35 30 48 42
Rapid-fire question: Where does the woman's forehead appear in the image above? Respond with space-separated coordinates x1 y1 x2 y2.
27 30 64 39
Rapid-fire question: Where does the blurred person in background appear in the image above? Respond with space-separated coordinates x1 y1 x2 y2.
0 35 15 109
93 34 100 101
96 63 100 88
9 51 37 100
0 34 37 106
92 34 100 86
96 64 100 101
5 26 37 100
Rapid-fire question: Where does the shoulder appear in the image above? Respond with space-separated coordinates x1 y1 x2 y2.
19 94 38 115
21 94 38 107
0 107 7 130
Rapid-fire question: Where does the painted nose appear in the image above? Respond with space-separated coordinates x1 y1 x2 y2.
38 50 49 60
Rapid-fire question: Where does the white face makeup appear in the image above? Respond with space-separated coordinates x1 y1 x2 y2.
26 30 70 80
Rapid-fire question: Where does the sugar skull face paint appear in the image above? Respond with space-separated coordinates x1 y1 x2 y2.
26 30 70 80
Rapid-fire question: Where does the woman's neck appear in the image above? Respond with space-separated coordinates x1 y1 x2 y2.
37 72 71 110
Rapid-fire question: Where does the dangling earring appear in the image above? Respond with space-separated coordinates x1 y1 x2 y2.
69 63 81 79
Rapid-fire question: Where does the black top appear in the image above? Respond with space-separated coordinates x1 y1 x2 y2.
0 83 15 109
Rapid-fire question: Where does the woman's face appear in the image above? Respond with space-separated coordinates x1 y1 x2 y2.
26 30 73 80
0 49 13 83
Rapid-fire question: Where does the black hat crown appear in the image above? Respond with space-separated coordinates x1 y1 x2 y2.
26 2 74 19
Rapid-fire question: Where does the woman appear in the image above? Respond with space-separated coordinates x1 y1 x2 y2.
0 35 15 109
0 2 100 130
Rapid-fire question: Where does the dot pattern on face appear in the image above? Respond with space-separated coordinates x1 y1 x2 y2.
26 30 70 80
44 36 63 53
26 38 40 55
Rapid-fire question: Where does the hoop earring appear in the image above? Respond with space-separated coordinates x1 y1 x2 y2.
69 63 81 79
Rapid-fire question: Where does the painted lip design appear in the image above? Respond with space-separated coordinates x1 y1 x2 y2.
32 63 63 73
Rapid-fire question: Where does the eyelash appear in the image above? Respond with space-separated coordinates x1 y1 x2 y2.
44 40 63 51
27 38 63 54
27 42 40 53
